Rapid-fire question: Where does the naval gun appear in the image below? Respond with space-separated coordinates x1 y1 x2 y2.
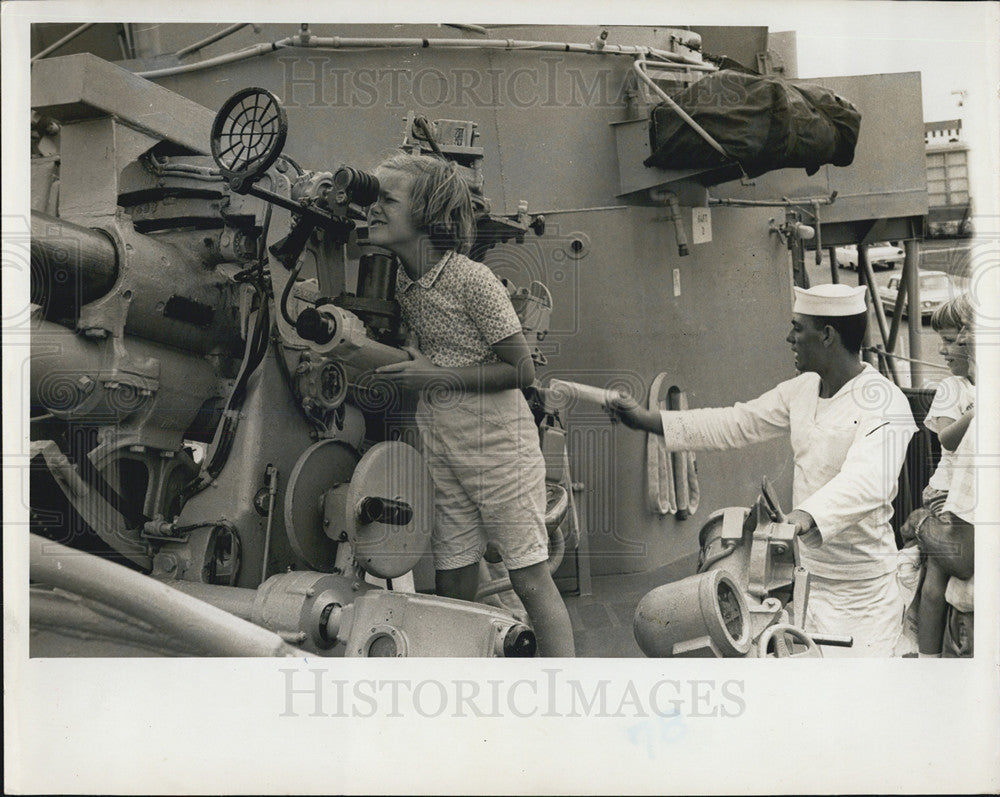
28 56 552 657
633 478 853 658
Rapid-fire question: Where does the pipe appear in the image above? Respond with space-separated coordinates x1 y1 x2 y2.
30 589 202 656
697 542 737 573
31 23 96 62
160 581 258 620
137 40 288 78
30 534 307 657
175 23 250 58
861 348 949 370
707 192 838 208
306 36 713 65
30 210 119 314
665 192 689 257
790 226 808 288
530 204 630 216
136 32 713 79
116 23 133 61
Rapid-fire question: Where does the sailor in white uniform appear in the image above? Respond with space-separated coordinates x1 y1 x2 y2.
608 283 917 657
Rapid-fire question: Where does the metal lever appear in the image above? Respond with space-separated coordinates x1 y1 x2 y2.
809 633 854 648
760 475 784 521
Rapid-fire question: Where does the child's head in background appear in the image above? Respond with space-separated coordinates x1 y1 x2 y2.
930 294 974 380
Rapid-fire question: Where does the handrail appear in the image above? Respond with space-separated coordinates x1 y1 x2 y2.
632 57 730 161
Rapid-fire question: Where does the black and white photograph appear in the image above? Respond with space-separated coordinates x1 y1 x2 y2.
4 1 999 793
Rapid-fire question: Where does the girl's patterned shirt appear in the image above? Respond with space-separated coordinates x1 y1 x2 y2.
395 251 522 367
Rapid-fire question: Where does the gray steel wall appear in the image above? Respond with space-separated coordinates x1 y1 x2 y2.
94 23 804 576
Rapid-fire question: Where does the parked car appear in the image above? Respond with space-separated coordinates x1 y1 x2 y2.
835 243 905 271
877 270 956 318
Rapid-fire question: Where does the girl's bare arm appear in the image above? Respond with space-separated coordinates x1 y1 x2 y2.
938 407 974 451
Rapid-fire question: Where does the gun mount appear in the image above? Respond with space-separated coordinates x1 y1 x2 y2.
28 55 556 658
634 478 852 658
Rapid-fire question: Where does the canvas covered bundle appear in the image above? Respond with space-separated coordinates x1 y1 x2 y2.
644 70 862 178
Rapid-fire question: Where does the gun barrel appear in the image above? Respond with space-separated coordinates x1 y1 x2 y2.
31 210 120 316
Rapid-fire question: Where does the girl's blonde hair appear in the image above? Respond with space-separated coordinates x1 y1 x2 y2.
378 153 476 255
930 293 973 332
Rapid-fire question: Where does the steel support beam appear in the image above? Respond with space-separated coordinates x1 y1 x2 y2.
857 245 876 368
858 246 900 383
904 240 923 386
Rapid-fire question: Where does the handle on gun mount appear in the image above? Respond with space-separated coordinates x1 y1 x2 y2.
760 475 785 522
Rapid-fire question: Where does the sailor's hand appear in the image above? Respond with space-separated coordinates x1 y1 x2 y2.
605 392 644 429
786 509 821 546
375 346 436 391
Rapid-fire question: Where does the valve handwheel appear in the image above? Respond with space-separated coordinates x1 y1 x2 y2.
757 623 822 658
211 87 288 193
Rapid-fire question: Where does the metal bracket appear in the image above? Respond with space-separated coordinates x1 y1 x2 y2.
748 518 797 599
791 566 811 629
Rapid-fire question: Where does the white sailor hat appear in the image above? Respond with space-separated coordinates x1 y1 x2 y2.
793 284 867 316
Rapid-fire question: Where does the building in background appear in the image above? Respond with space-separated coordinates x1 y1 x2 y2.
925 119 974 238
